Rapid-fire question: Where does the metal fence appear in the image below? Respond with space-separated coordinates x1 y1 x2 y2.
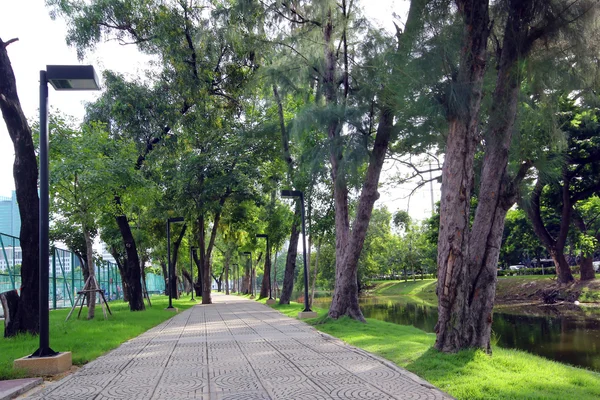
0 232 165 309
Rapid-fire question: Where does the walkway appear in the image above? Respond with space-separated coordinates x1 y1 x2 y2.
23 293 451 399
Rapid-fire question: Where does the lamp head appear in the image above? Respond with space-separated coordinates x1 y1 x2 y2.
46 65 100 91
256 234 268 238
280 189 302 198
168 217 184 223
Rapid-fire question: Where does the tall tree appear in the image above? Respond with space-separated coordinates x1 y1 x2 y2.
435 0 597 353
0 37 39 335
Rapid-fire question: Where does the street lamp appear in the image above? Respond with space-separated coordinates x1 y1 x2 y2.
33 65 100 359
243 251 252 296
256 234 275 304
167 217 184 310
281 189 316 318
190 246 198 301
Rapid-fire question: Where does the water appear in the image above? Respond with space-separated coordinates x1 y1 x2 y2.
314 296 600 372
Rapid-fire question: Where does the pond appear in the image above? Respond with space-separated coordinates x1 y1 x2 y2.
314 296 600 372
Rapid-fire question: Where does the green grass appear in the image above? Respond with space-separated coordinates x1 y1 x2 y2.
0 295 195 380
580 287 600 303
267 301 600 400
371 279 438 304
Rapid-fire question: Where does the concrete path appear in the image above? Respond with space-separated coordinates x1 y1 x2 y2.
22 293 451 399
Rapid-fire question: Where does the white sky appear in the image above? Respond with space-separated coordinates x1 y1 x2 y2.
0 0 438 221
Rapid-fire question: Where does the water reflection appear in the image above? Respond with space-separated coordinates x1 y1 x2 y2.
314 296 600 372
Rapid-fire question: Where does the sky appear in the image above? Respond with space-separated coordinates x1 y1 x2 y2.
0 0 439 221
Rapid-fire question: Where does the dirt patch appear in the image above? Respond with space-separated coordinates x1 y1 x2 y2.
495 277 600 306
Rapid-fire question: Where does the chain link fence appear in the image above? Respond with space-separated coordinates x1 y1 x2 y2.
0 232 165 310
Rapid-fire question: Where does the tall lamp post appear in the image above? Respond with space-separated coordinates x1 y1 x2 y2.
256 234 275 304
32 65 100 359
190 246 198 301
166 217 184 310
281 190 317 318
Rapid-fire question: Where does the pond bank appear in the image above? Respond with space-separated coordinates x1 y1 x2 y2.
368 277 600 314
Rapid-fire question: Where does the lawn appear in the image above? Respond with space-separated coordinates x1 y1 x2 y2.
0 295 195 380
267 300 600 400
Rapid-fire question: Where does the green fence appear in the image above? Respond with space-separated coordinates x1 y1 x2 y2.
0 232 165 309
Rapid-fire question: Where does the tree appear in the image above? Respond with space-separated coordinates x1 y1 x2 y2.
0 37 40 335
435 0 597 353
524 98 600 282
50 119 143 317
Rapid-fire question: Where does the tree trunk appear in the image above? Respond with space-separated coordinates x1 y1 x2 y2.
279 208 300 304
115 213 145 311
551 250 575 283
573 212 596 281
526 180 575 284
169 223 187 300
273 250 279 298
310 239 321 307
192 251 203 297
225 261 230 295
77 253 91 306
434 0 490 352
259 240 272 299
83 228 96 319
0 37 39 335
1 290 20 337
160 260 168 294
328 108 394 321
580 255 595 281
435 0 556 352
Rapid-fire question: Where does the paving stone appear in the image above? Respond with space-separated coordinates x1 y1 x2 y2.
21 293 452 399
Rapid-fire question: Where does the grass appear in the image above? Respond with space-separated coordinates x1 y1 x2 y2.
370 279 438 305
580 287 600 303
0 295 195 380
266 300 600 400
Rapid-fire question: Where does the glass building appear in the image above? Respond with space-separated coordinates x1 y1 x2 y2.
0 191 20 237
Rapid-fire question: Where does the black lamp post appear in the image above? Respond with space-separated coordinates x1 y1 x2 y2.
190 246 198 301
256 234 273 300
32 65 100 358
281 189 312 313
167 217 184 310
243 251 252 296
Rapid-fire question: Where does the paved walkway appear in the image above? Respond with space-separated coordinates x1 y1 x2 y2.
23 294 451 399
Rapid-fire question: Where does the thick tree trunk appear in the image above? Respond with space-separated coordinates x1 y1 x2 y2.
580 255 595 281
259 241 272 299
83 228 96 319
115 213 145 311
435 0 490 352
280 208 300 304
0 37 39 335
436 0 552 352
551 250 575 283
